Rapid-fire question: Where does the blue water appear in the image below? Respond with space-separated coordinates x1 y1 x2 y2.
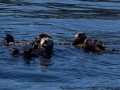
0 0 120 90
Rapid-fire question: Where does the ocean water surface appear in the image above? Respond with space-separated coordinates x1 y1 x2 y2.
0 0 120 90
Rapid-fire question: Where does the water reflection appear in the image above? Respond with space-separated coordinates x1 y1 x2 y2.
40 58 52 66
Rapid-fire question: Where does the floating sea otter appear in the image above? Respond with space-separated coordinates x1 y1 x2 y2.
82 38 105 53
35 32 53 51
34 32 53 58
72 32 114 53
5 33 53 59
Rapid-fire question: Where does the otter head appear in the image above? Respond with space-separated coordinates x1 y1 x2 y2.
40 37 53 51
35 33 52 43
72 32 87 46
4 34 14 43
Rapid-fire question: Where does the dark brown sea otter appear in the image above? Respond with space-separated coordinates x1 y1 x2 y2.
82 38 106 53
35 32 53 52
8 33 53 59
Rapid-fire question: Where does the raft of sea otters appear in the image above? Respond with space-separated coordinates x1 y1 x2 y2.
3 32 115 59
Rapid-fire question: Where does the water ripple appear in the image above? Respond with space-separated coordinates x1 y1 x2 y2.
0 1 120 19
0 0 120 89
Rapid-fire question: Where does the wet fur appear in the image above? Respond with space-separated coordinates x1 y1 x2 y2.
83 38 105 53
72 32 87 46
6 33 53 59
4 32 113 59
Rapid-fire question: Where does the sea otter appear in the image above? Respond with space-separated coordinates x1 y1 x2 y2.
35 33 53 58
82 38 106 53
71 32 107 53
8 33 53 59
